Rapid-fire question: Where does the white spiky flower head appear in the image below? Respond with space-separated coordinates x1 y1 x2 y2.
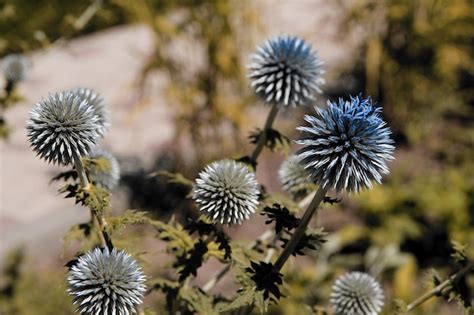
248 35 325 108
71 87 110 136
278 154 312 193
296 95 395 193
1 53 30 83
330 272 384 315
192 159 260 226
68 247 146 315
85 147 120 190
26 91 101 166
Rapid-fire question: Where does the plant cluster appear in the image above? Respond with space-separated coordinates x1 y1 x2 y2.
13 29 472 315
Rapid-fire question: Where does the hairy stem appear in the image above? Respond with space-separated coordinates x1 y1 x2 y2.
74 157 112 249
273 186 327 272
406 262 474 312
249 102 279 165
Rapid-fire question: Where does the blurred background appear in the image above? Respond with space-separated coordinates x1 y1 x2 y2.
0 0 473 314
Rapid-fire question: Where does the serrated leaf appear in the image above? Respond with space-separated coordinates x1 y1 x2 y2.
450 241 469 265
179 286 218 315
261 203 300 234
148 170 194 188
50 170 77 183
154 217 195 256
281 229 327 256
216 287 264 312
393 299 408 314
174 239 208 282
249 128 291 153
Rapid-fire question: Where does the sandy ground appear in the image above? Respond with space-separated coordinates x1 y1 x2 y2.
0 1 361 265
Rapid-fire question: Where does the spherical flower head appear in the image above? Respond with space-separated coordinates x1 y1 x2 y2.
26 91 101 166
85 147 121 190
71 87 110 136
192 160 260 226
330 272 384 315
278 154 312 193
296 95 395 193
248 35 325 108
68 247 146 314
1 53 30 83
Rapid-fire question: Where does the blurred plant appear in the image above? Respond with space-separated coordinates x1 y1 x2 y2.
0 53 29 139
330 271 384 315
278 154 313 195
83 147 121 190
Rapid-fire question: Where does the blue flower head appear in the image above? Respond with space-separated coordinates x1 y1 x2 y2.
248 35 325 108
296 95 395 193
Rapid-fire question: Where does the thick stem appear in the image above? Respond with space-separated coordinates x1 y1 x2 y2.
249 103 279 165
406 262 474 312
273 186 327 272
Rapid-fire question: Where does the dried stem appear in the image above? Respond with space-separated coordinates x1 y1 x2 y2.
406 262 474 312
249 102 279 165
273 186 327 272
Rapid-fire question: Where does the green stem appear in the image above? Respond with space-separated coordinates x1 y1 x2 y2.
249 102 279 165
273 186 327 272
406 262 474 312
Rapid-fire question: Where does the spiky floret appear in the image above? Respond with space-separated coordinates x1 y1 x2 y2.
67 247 146 315
85 147 120 190
330 272 384 315
192 160 260 226
71 87 110 136
278 154 312 193
296 95 395 193
26 91 101 166
1 53 30 83
248 35 324 108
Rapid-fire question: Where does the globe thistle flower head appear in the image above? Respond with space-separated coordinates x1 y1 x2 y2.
278 154 312 193
248 35 324 108
85 147 121 190
71 87 110 136
296 95 395 193
68 247 146 315
26 91 101 166
193 160 260 226
1 53 30 83
330 271 384 315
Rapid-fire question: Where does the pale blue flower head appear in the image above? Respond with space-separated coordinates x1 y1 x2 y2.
26 91 101 166
71 87 110 136
86 147 121 190
248 35 324 108
330 271 384 315
193 160 260 226
296 95 395 193
68 247 146 314
1 54 30 83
